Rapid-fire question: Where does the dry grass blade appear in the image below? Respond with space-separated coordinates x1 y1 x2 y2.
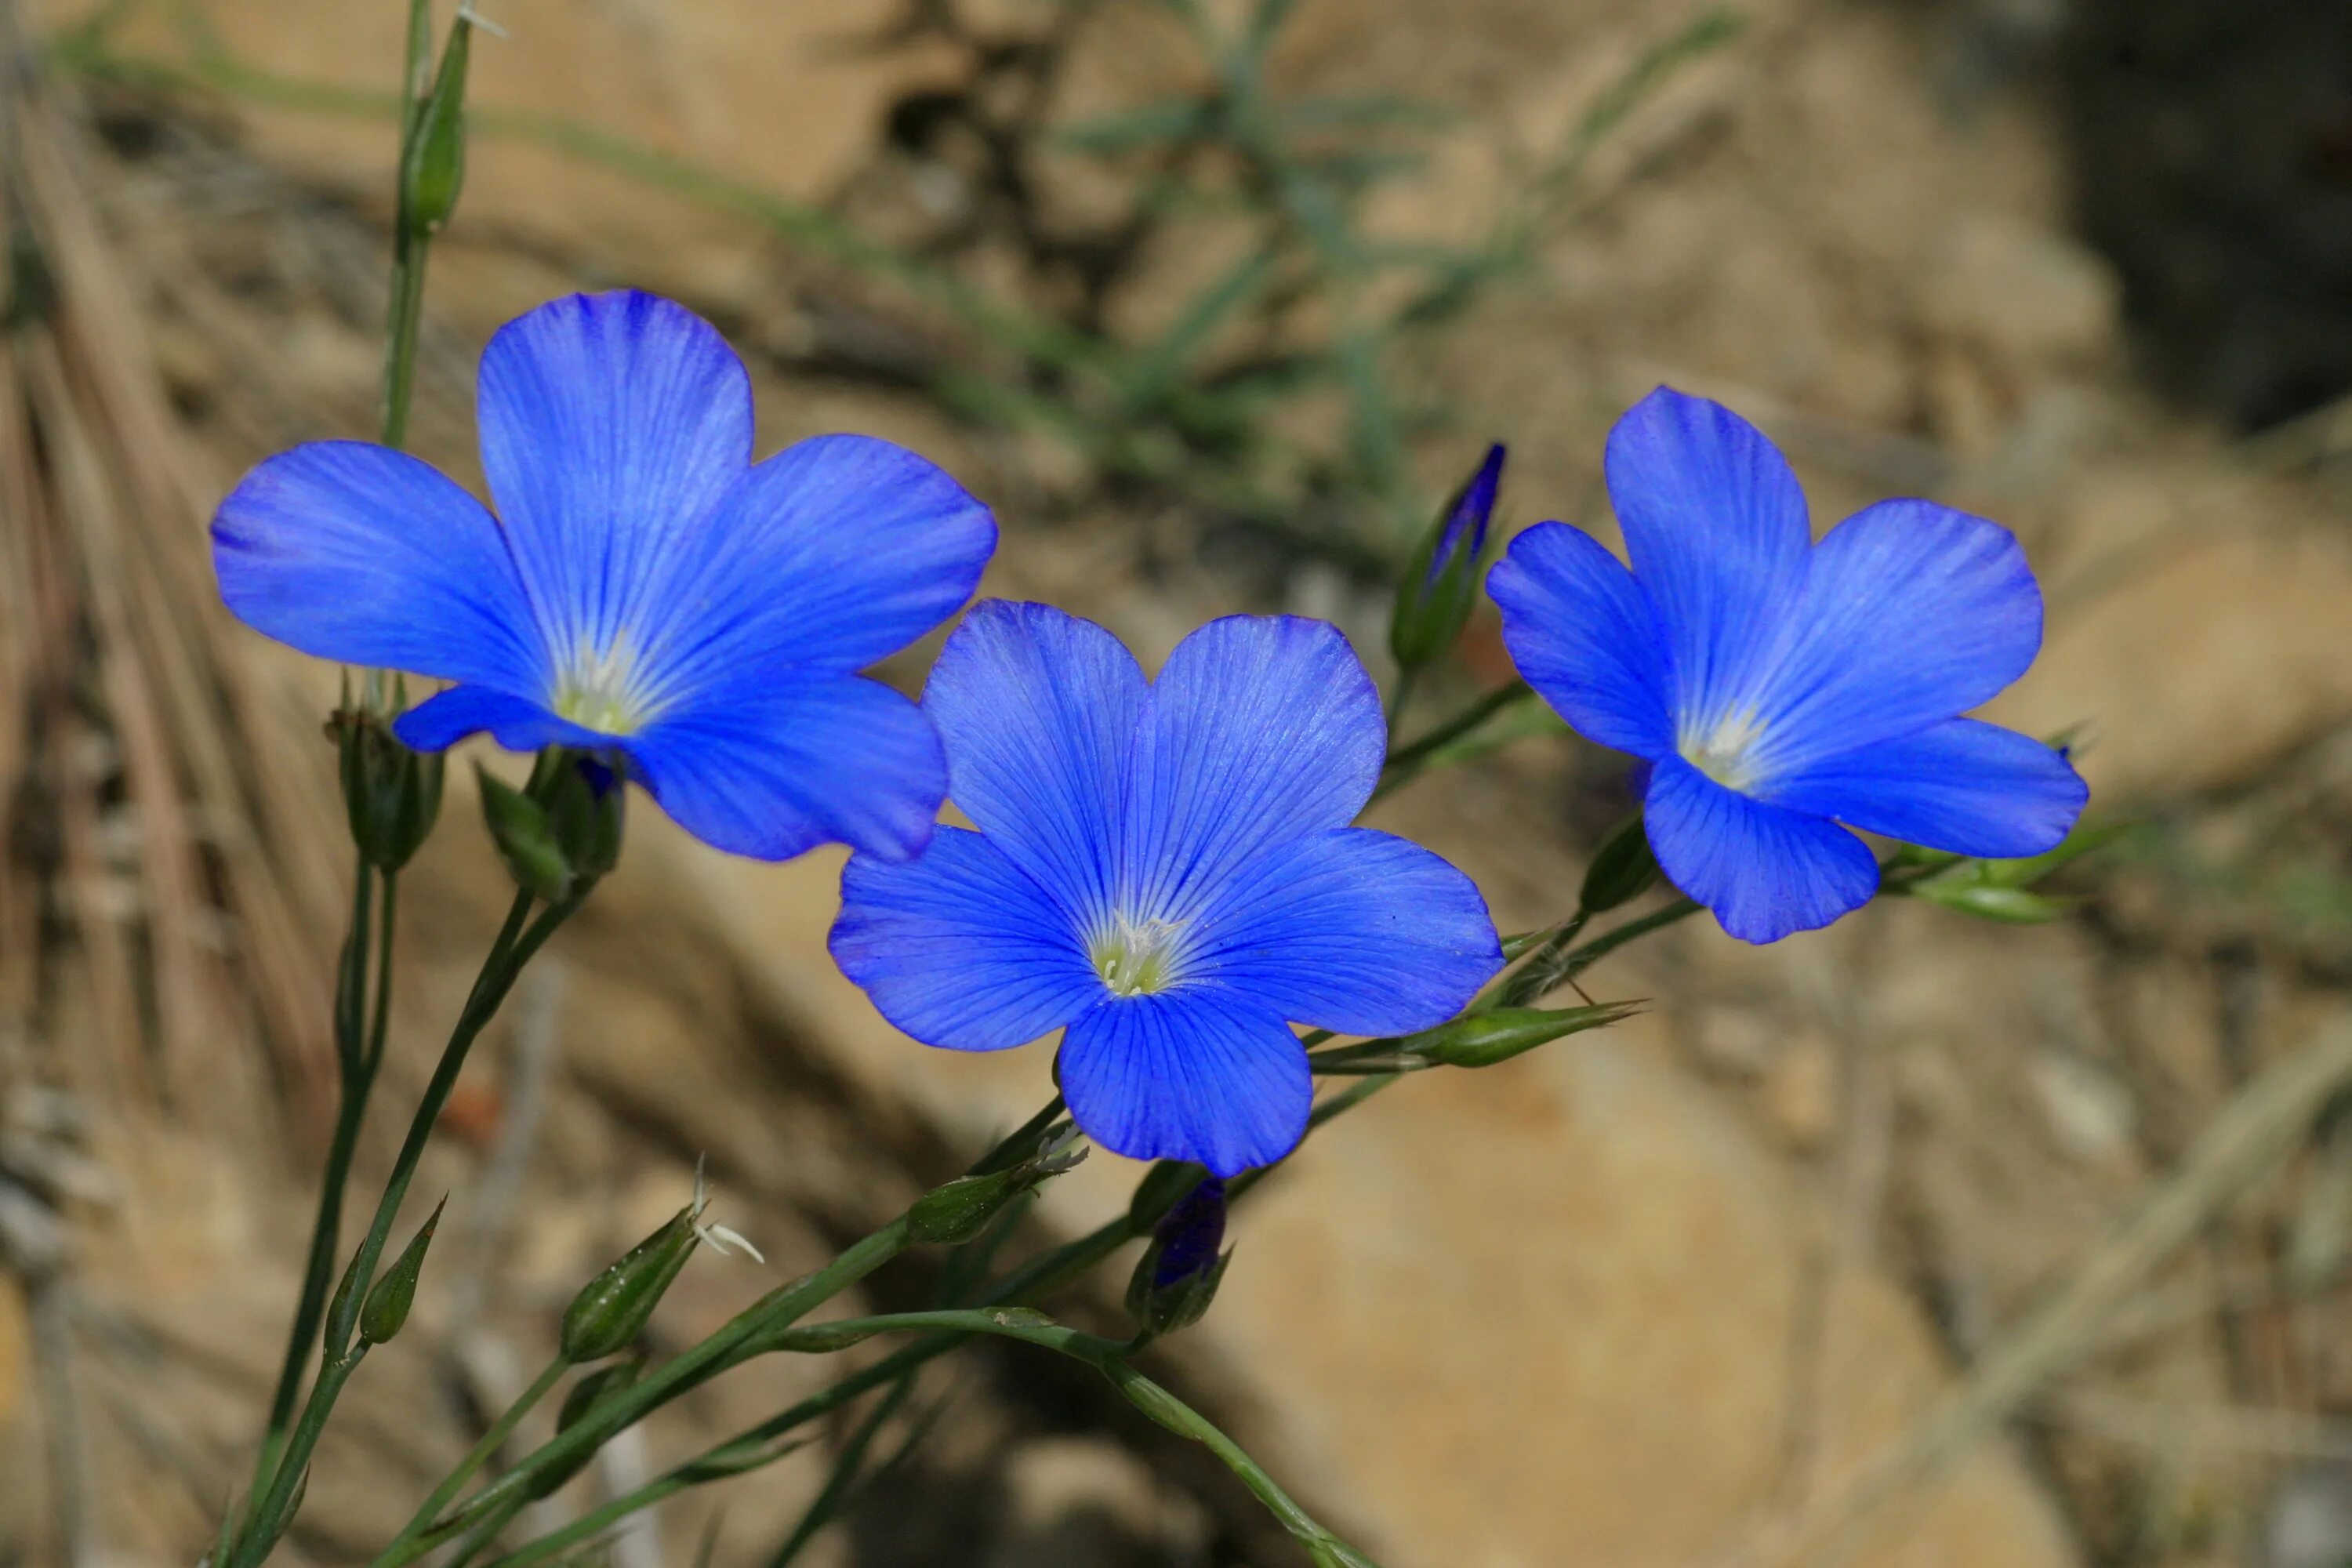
1719 1016 2352 1568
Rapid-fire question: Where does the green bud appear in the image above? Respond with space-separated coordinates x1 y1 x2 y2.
1125 1176 1229 1338
400 18 472 239
561 1206 700 1363
528 1357 646 1497
1577 815 1658 915
360 1197 446 1345
543 756 626 886
1390 443 1504 670
1406 1002 1641 1069
338 711 445 870
908 1124 1083 1244
478 765 573 901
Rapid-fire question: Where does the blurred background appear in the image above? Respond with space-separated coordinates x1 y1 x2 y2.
7 0 2352 1564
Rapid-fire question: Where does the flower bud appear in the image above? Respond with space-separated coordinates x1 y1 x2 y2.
1125 1176 1229 1337
561 1205 699 1363
1577 815 1658 915
1390 442 1504 670
1406 1001 1641 1069
908 1124 1085 1244
1126 1159 1210 1234
544 756 626 887
338 710 445 870
478 765 573 901
400 17 472 239
360 1196 446 1345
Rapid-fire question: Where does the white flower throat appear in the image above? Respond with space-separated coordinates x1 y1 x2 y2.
1088 910 1189 998
552 635 658 735
1679 706 1767 793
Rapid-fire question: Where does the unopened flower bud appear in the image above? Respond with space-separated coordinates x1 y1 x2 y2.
1406 1002 1641 1069
1577 815 1657 915
561 1205 699 1363
478 765 573 901
400 18 472 239
908 1123 1085 1244
1126 1159 1210 1235
338 710 445 870
545 756 626 886
360 1196 446 1345
1391 443 1504 670
1125 1176 1229 1337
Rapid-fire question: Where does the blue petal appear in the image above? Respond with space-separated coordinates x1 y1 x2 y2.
830 827 1102 1052
636 435 995 698
1488 521 1675 757
1121 615 1384 921
212 441 542 689
394 686 608 754
621 671 946 862
477 292 753 659
1645 753 1878 943
1744 499 2044 776
924 601 1145 917
1605 387 1811 728
1058 989 1310 1176
1190 828 1500 1035
1762 718 2086 858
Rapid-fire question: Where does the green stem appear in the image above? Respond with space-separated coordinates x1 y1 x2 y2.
379 242 430 449
764 1375 916 1567
376 1222 916 1566
246 857 386 1522
760 1311 1381 1566
392 1356 569 1555
1501 898 1698 1007
234 888 555 1568
1374 679 1530 799
442 1497 525 1568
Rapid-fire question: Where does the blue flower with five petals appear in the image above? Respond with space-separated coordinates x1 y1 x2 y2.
828 602 1504 1176
1489 387 2087 944
212 290 996 862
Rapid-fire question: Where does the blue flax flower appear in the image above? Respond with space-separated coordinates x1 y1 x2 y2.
1489 387 2087 945
212 290 995 862
829 602 1503 1175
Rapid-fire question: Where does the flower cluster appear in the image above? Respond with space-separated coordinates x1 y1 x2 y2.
214 294 2086 1174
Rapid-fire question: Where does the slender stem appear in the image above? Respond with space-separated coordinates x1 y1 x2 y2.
378 1222 916 1566
236 889 553 1568
442 1497 525 1568
1502 898 1699 1007
750 1312 1382 1565
247 858 372 1508
379 246 430 449
328 889 543 1356
1374 677 1524 780
765 1375 915 1567
366 870 401 1075
394 1356 569 1553
380 0 434 452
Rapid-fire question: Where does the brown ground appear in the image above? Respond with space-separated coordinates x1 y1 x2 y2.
8 2 2352 1566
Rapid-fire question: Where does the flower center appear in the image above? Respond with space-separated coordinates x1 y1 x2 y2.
1679 707 1766 793
552 637 657 735
1088 911 1189 998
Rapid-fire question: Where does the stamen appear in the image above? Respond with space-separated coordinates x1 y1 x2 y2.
1679 707 1766 792
1089 911 1189 997
552 635 656 735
